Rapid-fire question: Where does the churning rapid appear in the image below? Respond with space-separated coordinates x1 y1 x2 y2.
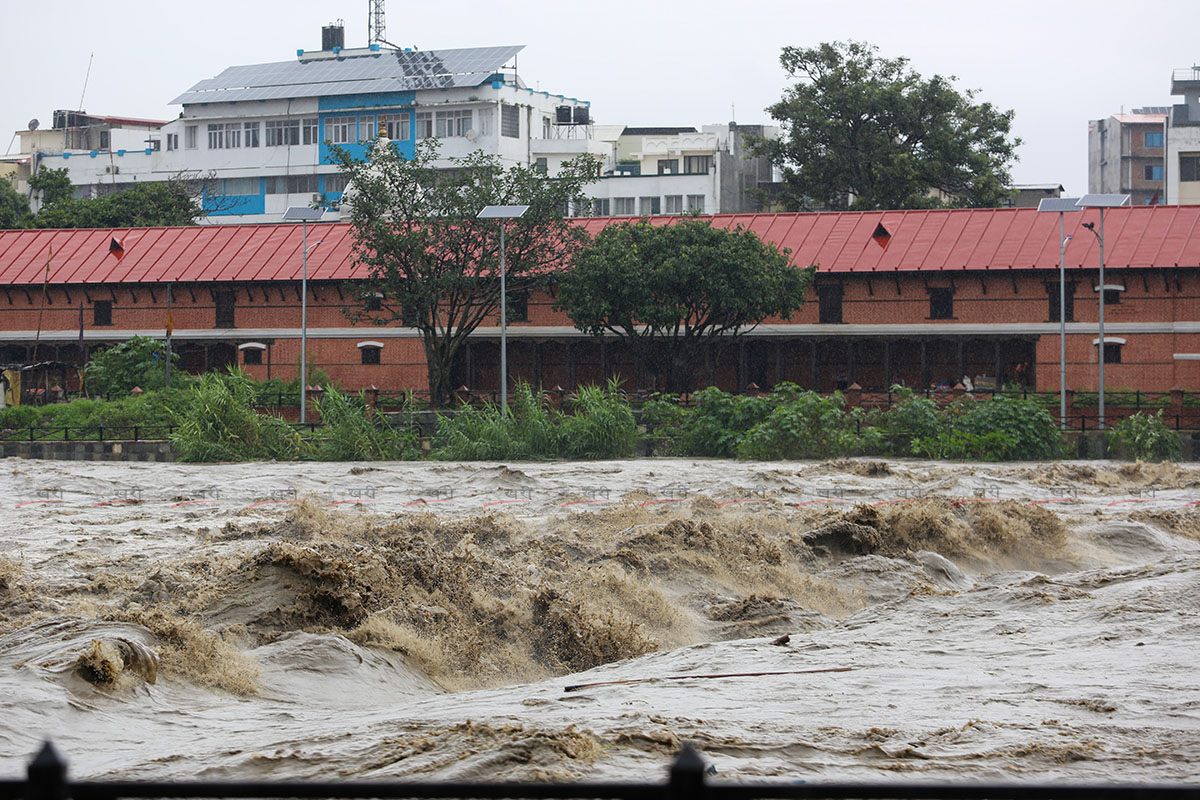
1 457 1199 783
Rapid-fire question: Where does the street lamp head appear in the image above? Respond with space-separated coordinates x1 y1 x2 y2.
1082 222 1095 231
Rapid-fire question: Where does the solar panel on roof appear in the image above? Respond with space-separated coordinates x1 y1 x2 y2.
1036 197 1084 213
1078 194 1132 208
171 45 523 104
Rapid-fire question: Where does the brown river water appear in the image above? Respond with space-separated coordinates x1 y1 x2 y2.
1 457 1198 783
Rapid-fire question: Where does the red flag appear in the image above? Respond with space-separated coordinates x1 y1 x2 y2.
109 237 124 260
1149 188 1161 206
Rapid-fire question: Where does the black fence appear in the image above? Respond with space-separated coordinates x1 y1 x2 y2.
3 742 1198 800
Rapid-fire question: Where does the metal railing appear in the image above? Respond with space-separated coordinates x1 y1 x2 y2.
4 741 1198 800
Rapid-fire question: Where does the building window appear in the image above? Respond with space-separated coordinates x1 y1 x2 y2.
1103 343 1122 364
928 287 954 319
402 306 418 327
1047 281 1075 322
302 119 318 145
166 133 179 151
1180 155 1200 182
381 113 409 140
817 285 843 324
592 198 610 216
363 292 382 311
436 110 472 138
684 155 712 174
214 291 235 328
185 125 198 149
243 122 260 148
359 116 376 141
222 177 257 195
326 116 355 144
664 195 684 214
1103 287 1122 305
240 344 264 365
207 123 225 149
501 104 520 138
265 174 319 194
1144 164 1164 181
658 159 679 175
415 112 433 139
227 124 242 148
93 300 112 327
508 292 529 323
534 157 548 174
687 194 705 213
1145 131 1164 148
614 197 636 216
360 345 381 365
265 119 300 147
324 174 349 194
478 108 493 137
639 196 660 215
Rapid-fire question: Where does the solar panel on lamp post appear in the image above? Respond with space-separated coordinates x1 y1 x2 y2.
476 205 531 412
283 206 326 426
1076 193 1130 432
1036 197 1083 431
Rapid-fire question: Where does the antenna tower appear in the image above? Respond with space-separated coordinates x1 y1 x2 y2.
368 0 386 46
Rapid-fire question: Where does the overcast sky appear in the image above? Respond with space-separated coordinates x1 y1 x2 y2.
4 0 1192 196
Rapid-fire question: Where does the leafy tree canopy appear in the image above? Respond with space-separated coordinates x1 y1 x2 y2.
0 180 29 229
555 218 814 394
759 41 1020 211
30 179 201 229
332 138 597 407
84 336 179 396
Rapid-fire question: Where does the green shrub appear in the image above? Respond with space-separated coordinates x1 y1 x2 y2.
737 391 885 459
313 387 419 461
881 386 943 444
1107 411 1182 462
83 336 181 396
171 369 306 462
943 395 1063 460
912 429 1016 461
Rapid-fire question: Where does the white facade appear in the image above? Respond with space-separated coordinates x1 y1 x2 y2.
1168 68 1200 205
24 39 598 224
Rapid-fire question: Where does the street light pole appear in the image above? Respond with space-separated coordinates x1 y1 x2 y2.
283 206 327 425
1077 194 1129 432
1036 197 1082 431
477 205 530 412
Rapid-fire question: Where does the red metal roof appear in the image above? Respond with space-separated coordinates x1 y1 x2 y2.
2 206 1199 286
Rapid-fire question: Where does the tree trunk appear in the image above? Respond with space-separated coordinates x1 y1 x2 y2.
423 335 455 408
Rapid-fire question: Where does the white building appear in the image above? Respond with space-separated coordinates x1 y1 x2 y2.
22 25 603 223
1167 67 1200 205
16 25 780 222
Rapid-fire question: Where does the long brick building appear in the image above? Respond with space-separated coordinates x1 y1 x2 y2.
1 205 1198 398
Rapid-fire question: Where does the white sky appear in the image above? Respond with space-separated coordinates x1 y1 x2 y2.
4 0 1194 197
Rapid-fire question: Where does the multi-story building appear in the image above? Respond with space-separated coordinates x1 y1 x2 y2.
1167 68 1200 204
587 124 780 216
1088 109 1167 206
18 24 602 224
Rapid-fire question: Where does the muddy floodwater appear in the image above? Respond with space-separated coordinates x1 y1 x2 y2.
1 457 1199 783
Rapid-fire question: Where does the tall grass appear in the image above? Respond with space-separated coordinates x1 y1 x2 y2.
171 369 306 462
313 388 420 461
432 380 637 461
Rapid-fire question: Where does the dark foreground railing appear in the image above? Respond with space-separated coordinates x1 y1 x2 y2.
3 742 1199 800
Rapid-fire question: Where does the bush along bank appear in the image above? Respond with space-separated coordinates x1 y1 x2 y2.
643 384 1067 461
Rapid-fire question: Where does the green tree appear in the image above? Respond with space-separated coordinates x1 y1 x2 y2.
0 180 29 229
331 138 597 407
555 218 814 394
31 181 201 229
759 41 1020 211
83 336 179 396
27 168 74 208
